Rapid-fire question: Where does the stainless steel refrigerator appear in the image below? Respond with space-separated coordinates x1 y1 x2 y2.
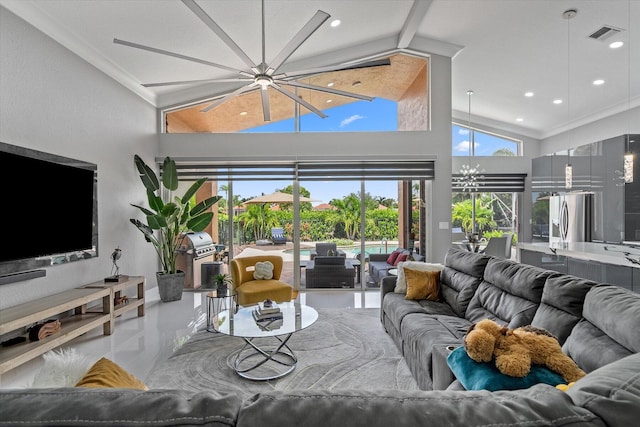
549 193 593 244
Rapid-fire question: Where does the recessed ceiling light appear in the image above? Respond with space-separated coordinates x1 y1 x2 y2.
326 99 332 103
593 79 605 86
524 92 534 97
239 111 247 116
327 82 334 87
516 118 524 122
352 81 362 87
609 41 624 49
553 99 563 105
330 19 341 27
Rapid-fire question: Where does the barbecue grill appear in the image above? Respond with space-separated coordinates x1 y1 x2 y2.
176 232 215 289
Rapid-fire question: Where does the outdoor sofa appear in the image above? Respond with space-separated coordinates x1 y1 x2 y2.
368 247 424 284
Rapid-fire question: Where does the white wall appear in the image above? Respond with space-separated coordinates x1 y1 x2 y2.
539 106 640 155
0 7 159 309
159 54 453 264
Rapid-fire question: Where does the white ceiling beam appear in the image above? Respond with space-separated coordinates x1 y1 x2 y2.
397 0 433 49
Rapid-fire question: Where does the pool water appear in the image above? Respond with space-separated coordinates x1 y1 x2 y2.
287 244 398 257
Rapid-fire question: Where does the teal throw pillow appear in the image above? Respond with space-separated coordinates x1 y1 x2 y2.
446 346 565 391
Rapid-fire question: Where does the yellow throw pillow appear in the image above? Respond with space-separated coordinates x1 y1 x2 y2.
404 268 440 301
75 357 148 390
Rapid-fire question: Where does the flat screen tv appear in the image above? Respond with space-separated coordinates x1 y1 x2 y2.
0 142 98 276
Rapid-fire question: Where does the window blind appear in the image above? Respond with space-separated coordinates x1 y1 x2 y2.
452 173 526 192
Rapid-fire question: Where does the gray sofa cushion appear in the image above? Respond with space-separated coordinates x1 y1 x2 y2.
531 274 597 344
439 249 490 317
0 388 242 426
563 285 640 372
400 313 472 389
465 258 551 328
237 386 602 427
566 352 640 427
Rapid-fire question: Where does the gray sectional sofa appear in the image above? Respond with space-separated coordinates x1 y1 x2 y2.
380 248 640 390
1 247 640 426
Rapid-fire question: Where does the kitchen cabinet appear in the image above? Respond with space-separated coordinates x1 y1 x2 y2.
520 249 568 274
568 145 591 191
531 156 553 192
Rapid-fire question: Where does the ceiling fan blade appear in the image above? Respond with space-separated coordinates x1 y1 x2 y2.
142 78 253 88
113 38 242 74
273 58 391 80
200 83 259 113
266 10 330 75
261 87 271 122
181 0 257 72
270 83 327 119
280 81 374 101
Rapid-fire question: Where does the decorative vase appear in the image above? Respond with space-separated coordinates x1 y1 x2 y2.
156 271 185 302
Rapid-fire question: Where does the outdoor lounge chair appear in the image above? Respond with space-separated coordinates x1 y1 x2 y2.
271 227 287 245
310 242 346 259
305 256 355 288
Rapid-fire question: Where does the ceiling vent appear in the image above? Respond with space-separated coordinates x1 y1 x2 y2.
588 25 623 41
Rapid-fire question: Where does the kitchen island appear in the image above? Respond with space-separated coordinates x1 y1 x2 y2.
518 241 640 293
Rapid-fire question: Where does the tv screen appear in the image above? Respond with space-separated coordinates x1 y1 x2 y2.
0 143 97 268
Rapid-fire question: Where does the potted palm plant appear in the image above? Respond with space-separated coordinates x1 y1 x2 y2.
214 273 231 295
130 155 221 302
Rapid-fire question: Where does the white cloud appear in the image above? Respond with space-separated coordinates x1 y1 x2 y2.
454 140 480 152
458 128 470 136
340 114 365 128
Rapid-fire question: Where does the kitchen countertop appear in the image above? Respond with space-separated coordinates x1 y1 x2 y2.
518 241 640 269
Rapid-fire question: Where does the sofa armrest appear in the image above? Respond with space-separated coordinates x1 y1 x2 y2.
380 275 397 296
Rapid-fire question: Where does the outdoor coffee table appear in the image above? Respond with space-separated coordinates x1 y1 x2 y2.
213 301 318 381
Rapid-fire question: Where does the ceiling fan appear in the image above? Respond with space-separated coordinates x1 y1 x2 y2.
114 0 390 121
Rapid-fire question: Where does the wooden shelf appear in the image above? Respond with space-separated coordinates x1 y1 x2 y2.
0 276 145 378
0 287 111 376
82 276 145 334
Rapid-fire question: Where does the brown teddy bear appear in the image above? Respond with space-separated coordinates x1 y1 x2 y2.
463 318 586 383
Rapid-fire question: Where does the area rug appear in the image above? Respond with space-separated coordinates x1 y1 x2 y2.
145 308 419 397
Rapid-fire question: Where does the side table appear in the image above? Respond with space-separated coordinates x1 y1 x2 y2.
206 289 237 333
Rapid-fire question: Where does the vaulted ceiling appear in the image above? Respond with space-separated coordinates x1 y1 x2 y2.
1 0 638 139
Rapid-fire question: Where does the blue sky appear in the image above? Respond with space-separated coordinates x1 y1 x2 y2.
233 98 400 204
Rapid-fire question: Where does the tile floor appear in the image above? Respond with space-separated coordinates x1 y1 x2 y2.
0 287 382 389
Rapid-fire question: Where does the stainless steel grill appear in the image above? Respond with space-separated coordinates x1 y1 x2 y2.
176 231 215 289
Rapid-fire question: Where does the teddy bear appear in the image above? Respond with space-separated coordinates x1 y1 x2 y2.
463 318 586 383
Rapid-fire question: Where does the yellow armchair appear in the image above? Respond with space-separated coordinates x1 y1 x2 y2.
230 255 293 306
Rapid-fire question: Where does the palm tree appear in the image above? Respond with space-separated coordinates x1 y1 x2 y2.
331 194 362 240
237 204 278 241
452 197 496 235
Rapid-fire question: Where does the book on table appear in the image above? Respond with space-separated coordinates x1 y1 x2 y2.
252 308 284 322
257 300 280 315
256 317 283 330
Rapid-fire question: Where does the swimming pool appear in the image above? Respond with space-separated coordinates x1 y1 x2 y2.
286 244 398 258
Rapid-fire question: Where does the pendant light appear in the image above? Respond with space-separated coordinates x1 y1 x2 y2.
563 8 576 190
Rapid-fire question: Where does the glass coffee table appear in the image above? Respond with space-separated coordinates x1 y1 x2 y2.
213 301 318 381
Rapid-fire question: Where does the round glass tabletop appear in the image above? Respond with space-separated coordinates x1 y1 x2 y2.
213 301 318 338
